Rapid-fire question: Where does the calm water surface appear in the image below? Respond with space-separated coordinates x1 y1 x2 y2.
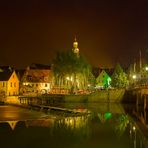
0 103 147 148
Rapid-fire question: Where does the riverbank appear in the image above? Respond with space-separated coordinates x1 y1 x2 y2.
58 88 126 103
2 88 128 106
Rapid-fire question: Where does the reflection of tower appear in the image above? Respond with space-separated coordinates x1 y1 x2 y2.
139 50 142 71
72 36 79 56
133 61 136 73
8 121 18 130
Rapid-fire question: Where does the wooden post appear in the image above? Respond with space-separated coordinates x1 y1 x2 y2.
107 89 110 102
144 95 146 110
136 92 141 112
136 93 139 107
147 95 148 110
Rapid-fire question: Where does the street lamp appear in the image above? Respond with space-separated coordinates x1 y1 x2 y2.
145 67 148 71
132 75 136 79
66 76 70 80
66 76 73 81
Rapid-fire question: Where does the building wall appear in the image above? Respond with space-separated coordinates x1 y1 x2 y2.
20 68 54 95
96 70 111 88
0 81 7 96
7 71 19 96
22 82 51 94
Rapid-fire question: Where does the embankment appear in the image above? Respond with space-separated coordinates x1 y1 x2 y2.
2 89 127 105
63 89 126 103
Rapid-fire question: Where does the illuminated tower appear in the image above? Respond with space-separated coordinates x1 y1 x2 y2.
72 36 79 56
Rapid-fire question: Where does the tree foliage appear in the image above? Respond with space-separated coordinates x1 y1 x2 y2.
111 64 128 88
52 51 91 92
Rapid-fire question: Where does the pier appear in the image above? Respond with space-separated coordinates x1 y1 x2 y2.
126 86 148 110
27 104 91 116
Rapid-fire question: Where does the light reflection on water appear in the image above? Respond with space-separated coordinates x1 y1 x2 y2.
0 104 147 148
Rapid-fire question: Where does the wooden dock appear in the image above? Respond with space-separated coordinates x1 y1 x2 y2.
28 104 91 116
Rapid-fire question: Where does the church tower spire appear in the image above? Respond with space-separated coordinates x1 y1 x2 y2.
72 36 79 55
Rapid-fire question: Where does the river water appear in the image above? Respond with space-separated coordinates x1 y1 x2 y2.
0 103 147 148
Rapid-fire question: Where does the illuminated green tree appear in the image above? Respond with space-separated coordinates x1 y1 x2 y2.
52 51 91 93
111 64 128 88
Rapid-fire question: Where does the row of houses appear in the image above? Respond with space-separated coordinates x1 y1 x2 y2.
0 64 114 96
0 64 53 96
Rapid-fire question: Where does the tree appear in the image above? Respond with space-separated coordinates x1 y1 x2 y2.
115 114 129 137
52 51 91 93
111 64 128 88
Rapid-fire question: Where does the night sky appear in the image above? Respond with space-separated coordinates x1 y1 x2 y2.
0 0 148 68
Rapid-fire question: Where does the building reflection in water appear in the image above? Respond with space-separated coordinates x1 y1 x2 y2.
56 115 89 129
123 104 148 148
133 106 148 128
0 110 147 148
0 114 90 131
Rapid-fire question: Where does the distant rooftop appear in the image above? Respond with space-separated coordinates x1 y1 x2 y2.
0 66 14 72
22 69 52 83
28 63 51 70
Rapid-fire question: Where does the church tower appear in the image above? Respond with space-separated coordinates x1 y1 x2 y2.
72 36 79 56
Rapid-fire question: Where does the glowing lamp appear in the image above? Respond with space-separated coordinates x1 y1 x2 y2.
104 112 112 120
132 75 136 79
133 126 136 131
145 67 148 71
66 77 70 80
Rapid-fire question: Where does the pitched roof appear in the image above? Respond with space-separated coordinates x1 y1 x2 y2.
15 69 26 81
96 70 111 79
22 69 52 83
0 71 13 81
94 67 114 78
28 63 51 70
104 68 114 76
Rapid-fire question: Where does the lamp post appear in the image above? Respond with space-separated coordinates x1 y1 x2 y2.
132 74 137 87
133 126 137 148
66 76 73 94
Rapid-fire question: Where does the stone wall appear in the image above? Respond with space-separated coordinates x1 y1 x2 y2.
64 89 126 103
3 89 126 105
89 89 125 102
4 96 21 105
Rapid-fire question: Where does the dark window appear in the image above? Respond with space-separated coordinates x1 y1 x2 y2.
45 83 48 87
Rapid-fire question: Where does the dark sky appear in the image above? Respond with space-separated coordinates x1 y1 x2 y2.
0 0 148 68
